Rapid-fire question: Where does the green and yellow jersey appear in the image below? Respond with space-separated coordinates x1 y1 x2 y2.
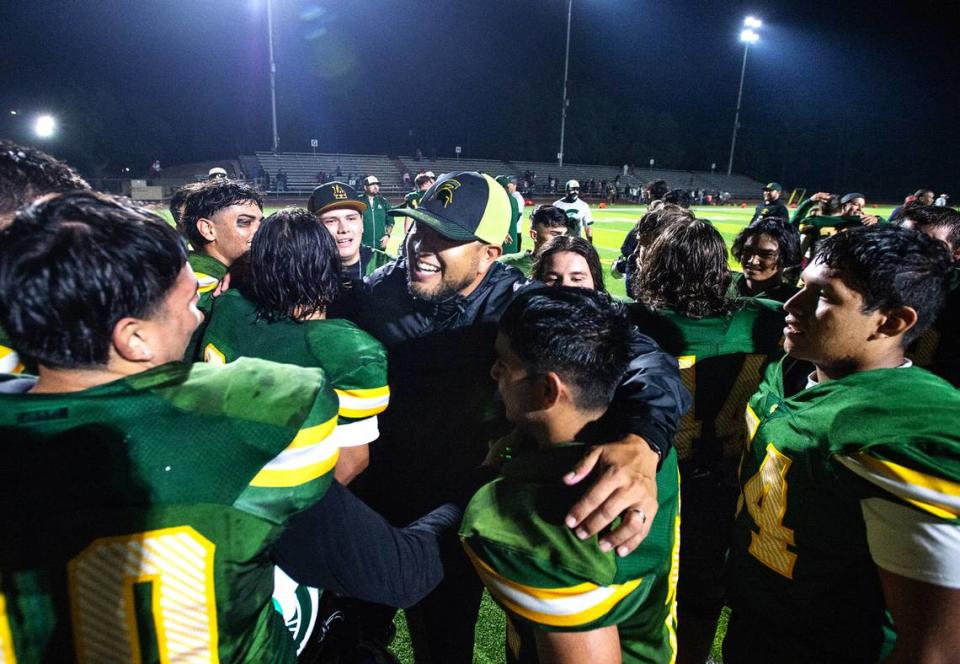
188 252 228 317
201 289 389 450
0 326 24 374
0 359 340 662
728 359 960 662
461 442 680 664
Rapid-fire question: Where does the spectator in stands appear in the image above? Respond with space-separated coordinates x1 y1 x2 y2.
309 182 392 288
276 168 288 192
499 204 570 276
750 181 790 223
358 175 394 251
729 217 802 302
402 171 412 188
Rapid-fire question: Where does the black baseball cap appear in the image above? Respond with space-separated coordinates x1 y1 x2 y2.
388 171 510 244
307 181 367 215
763 182 782 192
841 192 866 205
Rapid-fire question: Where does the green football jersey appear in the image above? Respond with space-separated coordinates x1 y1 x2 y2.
0 359 340 663
498 250 534 278
188 252 229 317
630 299 785 464
460 442 680 664
726 271 798 304
200 289 390 450
728 360 960 661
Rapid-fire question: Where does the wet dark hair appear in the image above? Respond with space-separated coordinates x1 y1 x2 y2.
898 205 960 255
168 181 205 225
731 217 802 278
0 191 187 368
663 188 691 209
529 204 570 232
633 217 731 319
0 140 90 218
179 179 263 248
633 203 694 249
238 207 341 322
499 287 630 411
645 179 669 202
815 225 951 345
533 235 606 292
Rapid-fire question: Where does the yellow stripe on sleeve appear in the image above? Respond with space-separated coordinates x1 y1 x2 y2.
838 452 960 520
195 273 220 294
335 386 390 419
463 541 642 628
249 415 339 488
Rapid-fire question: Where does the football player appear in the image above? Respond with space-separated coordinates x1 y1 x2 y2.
729 217 802 302
553 179 594 243
499 204 571 277
462 288 680 662
0 192 460 661
629 216 786 663
725 226 960 663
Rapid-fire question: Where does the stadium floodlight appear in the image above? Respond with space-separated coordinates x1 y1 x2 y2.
9 110 17 116
557 0 573 167
34 114 56 139
727 18 761 175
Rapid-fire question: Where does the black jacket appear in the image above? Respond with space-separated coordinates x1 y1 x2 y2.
346 258 689 522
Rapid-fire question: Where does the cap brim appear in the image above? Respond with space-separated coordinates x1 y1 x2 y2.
388 207 477 242
313 200 367 215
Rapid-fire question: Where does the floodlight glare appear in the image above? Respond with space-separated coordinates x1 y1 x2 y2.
34 114 56 138
744 16 762 29
740 29 760 44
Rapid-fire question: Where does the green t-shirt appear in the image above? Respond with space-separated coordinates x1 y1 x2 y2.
461 442 680 664
200 289 389 450
358 193 394 248
729 360 960 661
630 299 785 464
0 359 340 663
499 250 534 278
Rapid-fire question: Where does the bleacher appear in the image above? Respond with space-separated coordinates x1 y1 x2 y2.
245 152 764 200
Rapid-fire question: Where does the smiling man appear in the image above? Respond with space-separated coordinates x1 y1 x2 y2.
308 181 392 283
725 226 960 663
340 171 687 662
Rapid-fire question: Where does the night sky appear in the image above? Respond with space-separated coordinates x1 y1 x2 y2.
1 0 956 198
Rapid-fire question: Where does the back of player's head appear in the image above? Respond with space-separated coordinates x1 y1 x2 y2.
0 140 90 223
634 203 693 248
732 217 802 275
0 191 187 368
898 205 960 256
663 188 692 209
532 235 606 292
814 225 951 345
239 207 341 322
645 179 669 202
634 216 731 319
819 195 843 216
168 181 205 225
499 287 630 412
179 179 262 248
529 204 569 231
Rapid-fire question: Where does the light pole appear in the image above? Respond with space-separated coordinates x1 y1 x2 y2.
727 17 761 175
558 0 572 167
266 0 280 152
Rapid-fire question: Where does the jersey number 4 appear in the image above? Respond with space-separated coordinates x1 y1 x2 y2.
1 526 217 663
742 443 797 579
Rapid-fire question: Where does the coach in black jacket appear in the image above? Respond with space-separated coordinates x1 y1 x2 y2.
346 171 689 662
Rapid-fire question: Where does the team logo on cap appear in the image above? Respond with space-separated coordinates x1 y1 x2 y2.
436 180 461 208
332 184 347 200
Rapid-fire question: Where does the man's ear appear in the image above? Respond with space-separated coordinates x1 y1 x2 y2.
480 242 502 268
529 228 538 242
874 306 918 341
196 217 217 243
539 371 563 410
112 317 153 362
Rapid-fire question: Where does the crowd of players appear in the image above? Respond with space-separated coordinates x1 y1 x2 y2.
0 138 958 664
